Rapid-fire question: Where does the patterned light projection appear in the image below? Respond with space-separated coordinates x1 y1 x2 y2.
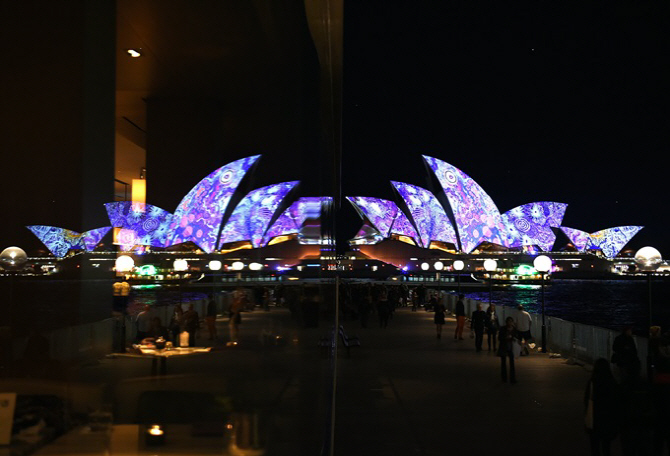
346 197 398 238
391 181 458 248
389 210 421 246
501 202 567 251
560 226 643 258
423 155 507 253
80 227 112 251
168 155 260 253
105 202 173 248
27 225 110 257
587 226 644 258
263 208 299 245
218 181 299 249
560 227 591 251
350 223 384 245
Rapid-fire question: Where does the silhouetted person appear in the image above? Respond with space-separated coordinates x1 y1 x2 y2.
486 303 500 352
619 359 654 456
612 327 640 382
470 303 486 352
584 358 621 456
498 317 520 383
454 294 466 340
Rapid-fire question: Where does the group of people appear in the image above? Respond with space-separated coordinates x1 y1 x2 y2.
433 296 535 383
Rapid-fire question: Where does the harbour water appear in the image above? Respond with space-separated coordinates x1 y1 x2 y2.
462 279 670 334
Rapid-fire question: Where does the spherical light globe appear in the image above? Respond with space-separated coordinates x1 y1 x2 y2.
173 259 189 271
208 260 222 271
421 262 430 271
483 259 497 272
434 261 444 271
115 255 135 272
634 247 662 272
453 260 464 271
249 262 263 271
0 246 27 271
533 255 552 273
231 261 245 271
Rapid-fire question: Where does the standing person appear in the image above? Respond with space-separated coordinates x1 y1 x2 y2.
411 288 419 312
485 303 500 352
498 317 520 383
612 327 640 382
377 285 390 329
182 303 200 347
205 295 218 341
584 358 621 456
169 305 183 346
434 296 446 339
619 359 654 456
515 305 533 354
454 294 466 340
470 303 487 352
228 288 244 345
135 305 152 343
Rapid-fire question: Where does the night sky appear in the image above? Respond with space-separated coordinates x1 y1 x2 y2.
340 2 669 255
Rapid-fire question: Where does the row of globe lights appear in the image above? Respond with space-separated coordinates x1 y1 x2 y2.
114 255 264 274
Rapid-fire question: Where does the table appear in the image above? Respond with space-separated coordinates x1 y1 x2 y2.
107 346 212 376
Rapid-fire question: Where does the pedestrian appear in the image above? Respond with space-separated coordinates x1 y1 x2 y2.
485 303 500 352
182 303 200 347
205 295 218 341
515 304 533 354
584 358 621 456
135 304 152 343
228 288 244 345
411 288 419 312
169 305 183 346
377 286 391 329
497 317 520 383
434 296 446 339
470 303 487 352
454 294 466 340
619 358 654 456
612 327 640 382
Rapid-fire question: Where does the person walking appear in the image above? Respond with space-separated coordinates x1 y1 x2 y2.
584 358 621 456
612 327 640 382
168 305 183 346
454 294 466 340
434 296 446 339
515 304 533 354
470 303 487 352
498 317 520 383
485 303 500 352
182 303 200 347
228 288 244 345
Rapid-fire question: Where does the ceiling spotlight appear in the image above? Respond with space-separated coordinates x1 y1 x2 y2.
126 49 142 58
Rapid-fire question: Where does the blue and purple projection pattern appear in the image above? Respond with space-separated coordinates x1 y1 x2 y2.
27 225 110 257
390 211 421 245
80 227 112 251
560 227 591 251
352 223 385 244
168 155 260 253
586 226 643 258
392 181 457 248
501 202 567 251
346 197 399 238
105 202 173 248
263 209 298 244
218 181 299 248
423 155 506 253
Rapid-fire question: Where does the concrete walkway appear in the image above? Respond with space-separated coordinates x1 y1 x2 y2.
71 306 604 455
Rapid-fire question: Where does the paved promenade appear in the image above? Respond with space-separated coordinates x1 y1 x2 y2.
72 306 602 455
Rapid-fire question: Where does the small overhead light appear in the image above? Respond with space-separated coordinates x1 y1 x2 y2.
126 48 142 58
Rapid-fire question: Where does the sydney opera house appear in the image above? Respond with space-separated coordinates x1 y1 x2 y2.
24 153 644 280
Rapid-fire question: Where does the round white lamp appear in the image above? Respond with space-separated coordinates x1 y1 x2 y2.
434 261 444 271
421 262 430 271
0 246 27 271
173 259 189 271
453 260 464 271
231 261 245 271
483 259 497 272
115 255 135 273
635 247 662 272
208 260 222 271
249 262 263 271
